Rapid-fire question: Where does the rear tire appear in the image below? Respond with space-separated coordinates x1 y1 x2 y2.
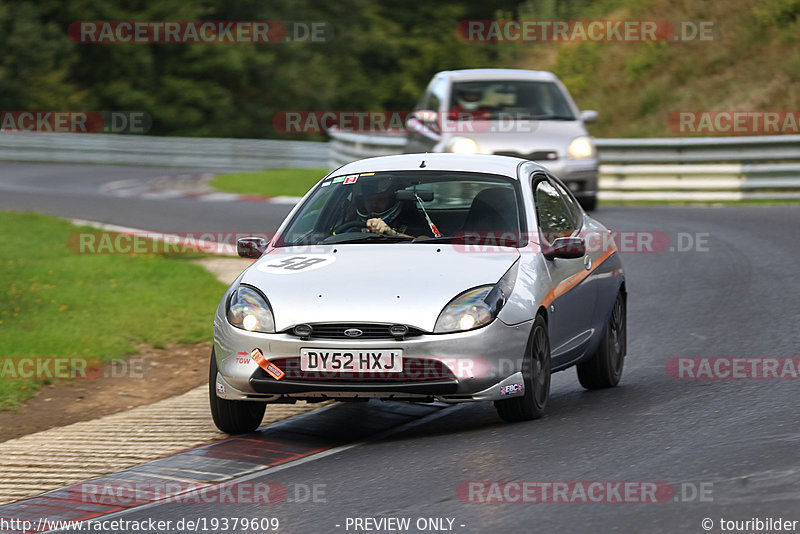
495 315 551 422
577 291 626 389
209 348 266 434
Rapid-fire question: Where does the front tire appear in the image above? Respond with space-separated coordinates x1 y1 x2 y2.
577 291 626 389
209 348 266 434
495 315 551 422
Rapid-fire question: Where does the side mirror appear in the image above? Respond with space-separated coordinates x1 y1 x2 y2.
544 236 585 260
580 110 598 124
237 237 267 259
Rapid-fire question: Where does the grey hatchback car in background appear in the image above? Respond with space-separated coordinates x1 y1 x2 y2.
405 69 599 210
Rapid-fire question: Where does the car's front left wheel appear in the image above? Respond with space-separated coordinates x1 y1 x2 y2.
494 315 551 422
209 348 266 434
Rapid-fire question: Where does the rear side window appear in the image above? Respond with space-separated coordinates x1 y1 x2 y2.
533 177 576 241
551 179 582 227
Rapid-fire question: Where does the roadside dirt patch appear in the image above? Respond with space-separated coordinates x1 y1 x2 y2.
0 343 211 443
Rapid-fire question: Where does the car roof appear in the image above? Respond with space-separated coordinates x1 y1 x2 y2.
436 69 559 82
330 153 544 180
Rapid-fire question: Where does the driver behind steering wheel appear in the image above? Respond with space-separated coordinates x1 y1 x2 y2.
354 176 427 237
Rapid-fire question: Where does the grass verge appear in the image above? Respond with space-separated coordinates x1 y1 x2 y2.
210 168 328 197
0 211 226 411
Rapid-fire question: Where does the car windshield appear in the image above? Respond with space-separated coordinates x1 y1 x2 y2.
275 171 525 247
448 80 575 121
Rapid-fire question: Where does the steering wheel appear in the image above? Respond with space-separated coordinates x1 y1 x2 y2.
332 221 365 234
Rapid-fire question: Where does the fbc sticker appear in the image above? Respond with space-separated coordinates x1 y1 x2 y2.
216 382 226 394
500 383 524 396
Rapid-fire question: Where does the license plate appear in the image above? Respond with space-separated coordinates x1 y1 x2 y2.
300 349 403 373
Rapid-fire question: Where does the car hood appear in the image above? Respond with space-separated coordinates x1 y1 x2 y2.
239 244 520 332
443 119 587 157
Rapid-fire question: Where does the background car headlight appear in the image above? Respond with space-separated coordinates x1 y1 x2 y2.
226 285 275 333
434 262 518 333
447 137 479 154
567 136 595 159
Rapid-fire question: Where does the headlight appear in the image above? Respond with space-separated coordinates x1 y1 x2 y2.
447 137 479 154
226 285 275 333
434 262 518 333
567 136 595 159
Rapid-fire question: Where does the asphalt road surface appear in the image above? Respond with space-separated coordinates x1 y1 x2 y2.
2 162 798 533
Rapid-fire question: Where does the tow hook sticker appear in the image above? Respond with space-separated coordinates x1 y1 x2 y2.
250 348 285 380
500 383 524 396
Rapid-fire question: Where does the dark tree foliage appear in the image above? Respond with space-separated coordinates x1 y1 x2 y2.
0 0 520 138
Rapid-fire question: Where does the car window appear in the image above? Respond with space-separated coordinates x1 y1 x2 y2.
533 177 576 241
276 171 524 246
428 78 448 112
449 80 575 120
551 179 582 228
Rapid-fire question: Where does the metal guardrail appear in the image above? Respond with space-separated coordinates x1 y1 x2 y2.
328 130 800 201
2 130 798 201
0 132 329 170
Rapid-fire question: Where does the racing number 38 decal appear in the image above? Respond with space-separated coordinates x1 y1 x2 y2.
257 254 336 274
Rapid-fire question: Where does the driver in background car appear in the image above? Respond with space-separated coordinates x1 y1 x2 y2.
449 85 490 119
355 177 432 238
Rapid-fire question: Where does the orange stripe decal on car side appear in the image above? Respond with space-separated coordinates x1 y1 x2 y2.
541 246 617 309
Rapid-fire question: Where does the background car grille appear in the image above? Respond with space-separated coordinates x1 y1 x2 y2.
284 323 424 340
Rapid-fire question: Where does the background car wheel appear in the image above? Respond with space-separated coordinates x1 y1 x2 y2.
577 291 626 389
209 348 266 434
495 315 551 422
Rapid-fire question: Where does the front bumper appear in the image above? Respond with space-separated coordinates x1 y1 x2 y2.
213 318 532 403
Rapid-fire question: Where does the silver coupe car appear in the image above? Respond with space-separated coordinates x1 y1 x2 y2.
210 153 626 433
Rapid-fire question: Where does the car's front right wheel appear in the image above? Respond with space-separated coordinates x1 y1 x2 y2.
494 315 551 422
209 348 266 434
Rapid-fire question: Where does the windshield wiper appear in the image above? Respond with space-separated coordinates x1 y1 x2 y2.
412 234 520 247
326 233 413 244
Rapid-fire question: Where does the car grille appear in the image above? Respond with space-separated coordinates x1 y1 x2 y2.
494 150 558 161
284 323 425 340
253 357 456 382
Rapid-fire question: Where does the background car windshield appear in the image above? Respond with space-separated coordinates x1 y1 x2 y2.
449 80 575 120
277 171 523 246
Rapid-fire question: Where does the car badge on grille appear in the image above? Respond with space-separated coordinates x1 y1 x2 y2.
344 328 363 337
